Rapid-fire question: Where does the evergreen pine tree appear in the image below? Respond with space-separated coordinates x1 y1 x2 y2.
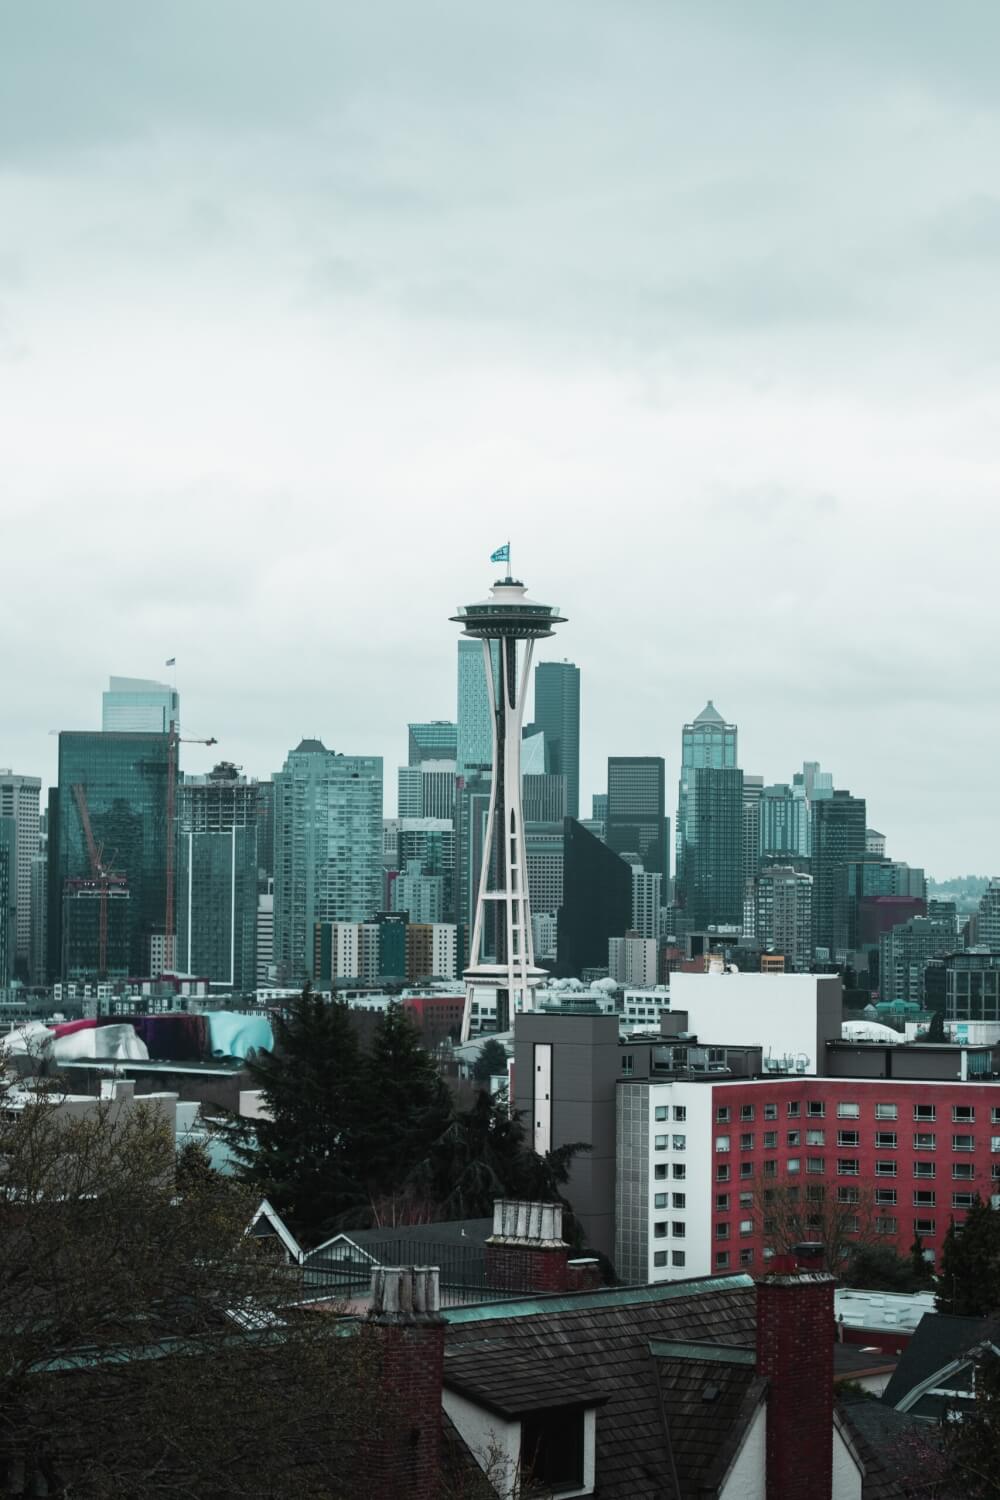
937 1196 1000 1316
358 1003 453 1202
472 1038 509 1084
235 987 365 1245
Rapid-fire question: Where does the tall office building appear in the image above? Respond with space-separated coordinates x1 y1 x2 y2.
592 793 608 821
681 766 745 929
522 773 567 824
607 757 668 876
742 774 763 887
48 732 170 980
0 771 42 980
811 790 867 961
272 739 383 980
456 639 497 778
524 823 564 926
176 763 259 993
557 818 632 978
975 878 1000 948
30 812 47 987
0 820 14 987
879 914 956 1004
256 779 275 893
755 865 813 972
397 763 456 821
408 720 458 766
101 676 179 734
530 660 581 818
631 868 663 940
760 783 810 862
256 885 274 986
397 817 455 921
676 701 737 884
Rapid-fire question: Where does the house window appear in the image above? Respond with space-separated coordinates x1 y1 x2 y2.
913 1190 935 1207
763 1160 777 1178
875 1188 897 1205
653 1251 667 1267
875 1132 897 1149
913 1133 936 1151
716 1106 731 1123
787 1130 801 1147
807 1157 825 1174
953 1192 977 1209
655 1106 668 1122
837 1131 859 1148
673 1135 687 1151
674 1106 687 1122
655 1135 668 1150
673 1164 686 1180
716 1193 730 1211
786 1101 801 1117
673 1193 686 1209
993 1164 1000 1181
952 1163 975 1180
715 1251 730 1268
740 1133 754 1151
654 1193 667 1209
716 1222 730 1239
843 1215 860 1234
837 1186 860 1203
740 1219 754 1235
739 1162 754 1179
739 1249 754 1265
654 1165 667 1180
992 1107 1000 1125
521 1408 585 1493
953 1106 975 1123
716 1165 730 1181
837 1103 860 1119
716 1136 731 1153
764 1104 778 1120
875 1103 898 1120
764 1131 778 1148
807 1184 825 1202
914 1104 936 1122
914 1218 936 1236
952 1135 975 1153
654 1222 667 1238
875 1161 897 1177
806 1129 825 1147
913 1162 936 1179
672 1222 686 1238
741 1104 755 1121
672 1251 686 1267
621 1056 634 1077
787 1158 801 1174
838 1159 860 1175
876 1216 897 1234
740 1192 753 1209
991 1137 1000 1153
807 1101 825 1118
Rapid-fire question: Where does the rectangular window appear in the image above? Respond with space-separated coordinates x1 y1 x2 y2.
653 1251 668 1267
740 1192 753 1209
655 1135 668 1150
739 1162 754 1179
740 1104 755 1121
994 1165 1000 1181
715 1135 730 1153
672 1251 686 1267
838 1159 860 1176
786 1101 801 1117
875 1132 898 1149
807 1184 825 1202
806 1129 825 1147
787 1157 801 1174
673 1193 686 1209
673 1134 687 1151
952 1163 975 1180
716 1106 731 1123
953 1135 975 1152
807 1158 825 1174
716 1165 730 1182
914 1104 936 1122
875 1160 897 1177
672 1222 686 1238
673 1164 686 1180
715 1251 730 1268
914 1218 936 1236
843 1215 860 1234
763 1160 777 1178
875 1103 898 1120
837 1102 860 1119
993 1108 1000 1125
953 1106 975 1123
875 1188 897 1205
837 1186 860 1203
913 1190 936 1207
715 1222 730 1240
654 1193 667 1209
913 1133 936 1151
654 1106 668 1122
787 1131 801 1147
740 1133 754 1151
673 1106 686 1122
653 1222 667 1238
655 1164 667 1180
621 1056 634 1076
739 1248 754 1265
876 1216 897 1234
807 1102 825 1117
913 1161 936 1179
764 1104 778 1121
952 1192 977 1209
715 1193 730 1211
991 1137 1000 1153
837 1131 859 1148
740 1218 754 1235
763 1131 778 1148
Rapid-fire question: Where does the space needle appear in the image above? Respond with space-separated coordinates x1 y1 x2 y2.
452 548 567 1043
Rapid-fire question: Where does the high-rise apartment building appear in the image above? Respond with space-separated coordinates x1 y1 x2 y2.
30 812 47 987
608 933 657 987
176 763 259 993
974 878 1000 948
392 860 445 924
607 757 668 876
456 640 496 778
811 790 867 961
408 721 458 766
256 884 274 986
754 865 813 972
0 820 14 987
101 676 179 734
676 702 737 885
879 914 956 1005
681 766 744 929
759 783 810 862
48 733 170 980
530 661 580 818
273 739 383 980
0 771 42 980
631 868 663 940
742 775 763 888
397 818 455 923
397 763 457 822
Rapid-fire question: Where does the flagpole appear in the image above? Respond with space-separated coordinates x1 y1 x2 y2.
507 538 512 581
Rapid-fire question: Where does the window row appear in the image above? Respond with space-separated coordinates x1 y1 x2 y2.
715 1102 995 1124
714 1131 986 1153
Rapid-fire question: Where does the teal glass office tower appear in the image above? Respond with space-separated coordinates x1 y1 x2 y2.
676 701 737 886
102 676 179 733
531 661 581 819
408 721 458 766
273 739 383 981
683 765 745 928
48 732 170 980
177 763 259 994
811 790 867 960
607 757 668 875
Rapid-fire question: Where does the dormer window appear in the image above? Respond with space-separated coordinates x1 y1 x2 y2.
521 1407 586 1492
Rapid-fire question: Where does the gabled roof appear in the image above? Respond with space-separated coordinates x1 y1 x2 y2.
307 1218 494 1262
246 1199 304 1265
837 1393 938 1499
882 1311 1000 1409
653 1346 765 1497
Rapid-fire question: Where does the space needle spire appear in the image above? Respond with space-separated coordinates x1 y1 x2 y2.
451 554 566 1042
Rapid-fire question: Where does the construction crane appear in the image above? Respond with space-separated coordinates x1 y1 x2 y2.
71 782 125 980
163 722 218 973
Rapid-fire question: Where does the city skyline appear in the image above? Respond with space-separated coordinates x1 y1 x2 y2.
5 5 1000 874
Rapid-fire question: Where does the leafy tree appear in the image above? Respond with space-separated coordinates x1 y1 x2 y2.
0 1090 385 1497
845 1243 922 1293
472 1037 509 1084
236 988 366 1244
358 1003 453 1205
939 1347 1000 1498
910 1233 935 1289
937 1197 1000 1316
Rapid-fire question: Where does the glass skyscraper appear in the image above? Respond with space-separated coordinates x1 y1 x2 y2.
177 763 260 994
408 721 458 766
530 660 581 818
811 790 867 960
456 640 499 778
607 757 669 876
49 732 170 980
272 739 383 981
683 766 745 929
101 676 179 734
676 701 737 886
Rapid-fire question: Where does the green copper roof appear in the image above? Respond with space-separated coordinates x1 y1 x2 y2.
442 1274 754 1324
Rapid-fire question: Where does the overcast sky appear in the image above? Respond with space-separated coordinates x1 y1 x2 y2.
3 2 999 877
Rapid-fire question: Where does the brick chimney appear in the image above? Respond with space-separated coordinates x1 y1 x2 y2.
367 1266 446 1500
485 1199 570 1293
755 1262 835 1500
